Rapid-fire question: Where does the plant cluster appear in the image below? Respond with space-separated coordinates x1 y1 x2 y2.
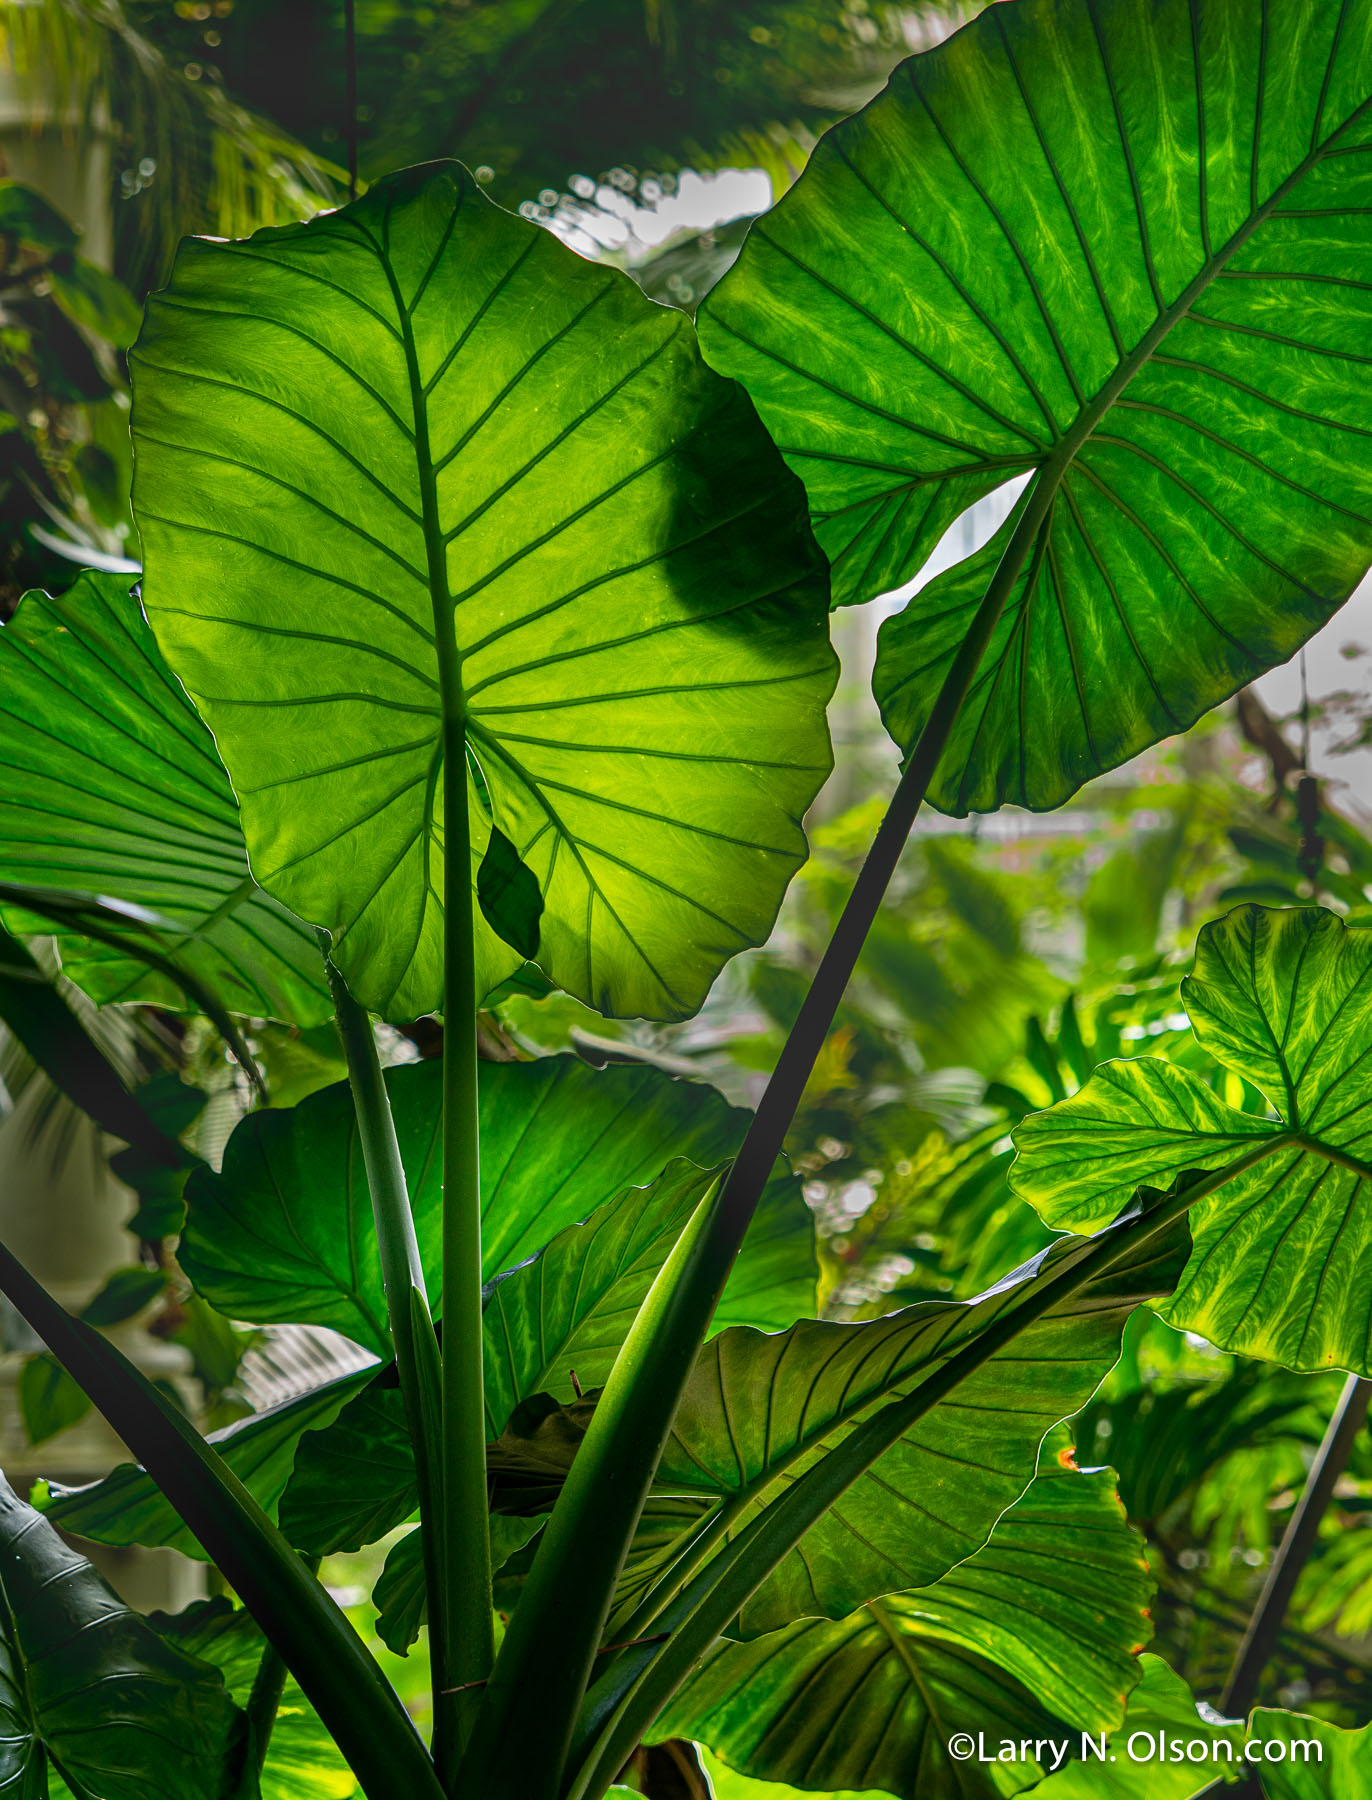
1 2 1372 1797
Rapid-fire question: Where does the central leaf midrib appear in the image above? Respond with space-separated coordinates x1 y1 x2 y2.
1048 90 1372 484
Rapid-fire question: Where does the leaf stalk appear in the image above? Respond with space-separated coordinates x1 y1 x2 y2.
1221 1369 1372 1715
325 949 449 1736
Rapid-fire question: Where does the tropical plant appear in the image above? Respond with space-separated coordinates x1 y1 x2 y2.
1 2 1372 1798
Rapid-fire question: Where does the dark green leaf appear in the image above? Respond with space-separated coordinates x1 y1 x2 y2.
657 1446 1152 1800
18 1355 91 1447
0 182 77 252
1013 904 1372 1372
80 1266 166 1328
0 571 329 1022
182 1055 815 1357
132 160 835 1022
48 255 144 349
702 0 1372 812
278 1390 415 1554
476 824 543 961
37 1365 374 1557
0 1473 246 1800
373 1515 542 1657
150 1597 357 1800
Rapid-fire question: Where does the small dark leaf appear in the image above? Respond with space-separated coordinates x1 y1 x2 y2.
79 1266 166 1329
18 1354 90 1447
476 825 544 961
0 182 77 253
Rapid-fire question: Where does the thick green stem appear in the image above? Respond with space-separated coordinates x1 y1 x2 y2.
567 1144 1288 1798
0 1237 441 1800
440 704 494 1758
325 949 448 1738
464 465 1061 1800
462 1179 725 1799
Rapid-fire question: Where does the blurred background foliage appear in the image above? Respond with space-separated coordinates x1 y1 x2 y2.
0 0 1370 1780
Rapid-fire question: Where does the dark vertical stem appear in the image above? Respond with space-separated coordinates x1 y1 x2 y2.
344 0 358 202
246 1554 322 1774
1221 1372 1371 1716
709 468 1058 1256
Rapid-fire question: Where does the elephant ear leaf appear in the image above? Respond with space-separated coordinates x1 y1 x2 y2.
180 1054 816 1358
0 571 328 1024
610 1219 1183 1638
149 1597 355 1800
701 0 1372 813
0 1473 246 1800
131 160 835 1023
657 1441 1152 1800
1012 904 1372 1375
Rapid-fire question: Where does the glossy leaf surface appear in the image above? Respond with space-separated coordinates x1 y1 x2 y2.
658 1449 1151 1800
702 0 1372 812
1013 905 1372 1372
494 1223 1182 1640
0 571 327 1021
38 1365 373 1558
0 1474 245 1800
182 1055 815 1357
132 161 835 1020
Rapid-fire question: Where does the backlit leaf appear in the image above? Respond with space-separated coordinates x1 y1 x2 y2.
702 0 1372 812
132 161 835 1021
1013 905 1372 1372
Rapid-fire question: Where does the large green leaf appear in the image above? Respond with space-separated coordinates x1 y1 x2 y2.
278 1162 734 1549
1033 1655 1243 1800
131 160 835 1021
700 0 1372 813
151 1598 357 1800
37 1364 373 1558
492 1221 1183 1639
656 1446 1152 1800
0 571 328 1022
278 1389 415 1553
0 1474 246 1800
1012 905 1372 1373
181 1054 815 1357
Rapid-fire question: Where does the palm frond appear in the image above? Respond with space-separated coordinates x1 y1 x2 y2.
0 0 341 289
